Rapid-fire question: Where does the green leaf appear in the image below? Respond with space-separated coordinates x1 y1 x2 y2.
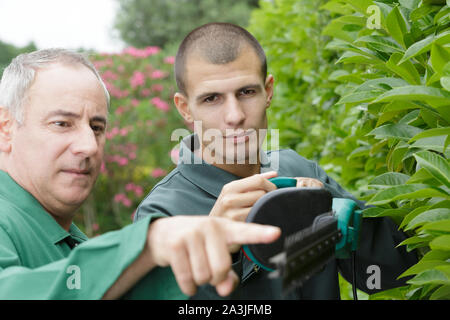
400 260 449 278
431 43 450 74
399 34 434 63
399 0 421 10
368 184 450 205
368 123 423 140
441 76 450 91
405 207 450 231
386 6 408 48
411 136 450 154
409 128 450 143
338 90 382 104
421 249 450 261
355 35 404 53
414 151 450 188
373 85 450 108
430 285 450 300
421 219 450 233
430 235 450 250
369 172 411 186
386 52 421 84
400 205 431 229
407 269 450 286
369 286 409 300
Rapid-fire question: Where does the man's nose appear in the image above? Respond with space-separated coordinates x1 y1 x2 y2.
224 96 246 127
71 125 99 157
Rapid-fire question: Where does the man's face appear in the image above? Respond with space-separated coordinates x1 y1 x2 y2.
176 47 273 165
6 63 107 223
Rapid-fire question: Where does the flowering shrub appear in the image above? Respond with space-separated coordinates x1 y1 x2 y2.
73 46 186 236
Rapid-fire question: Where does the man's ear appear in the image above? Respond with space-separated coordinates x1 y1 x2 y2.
265 74 274 108
173 92 193 123
0 107 13 153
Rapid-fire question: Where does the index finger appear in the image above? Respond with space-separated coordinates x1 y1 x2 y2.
222 220 281 246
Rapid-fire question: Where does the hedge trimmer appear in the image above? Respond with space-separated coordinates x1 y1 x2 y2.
242 177 363 299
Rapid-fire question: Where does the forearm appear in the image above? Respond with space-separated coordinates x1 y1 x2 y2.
102 241 156 299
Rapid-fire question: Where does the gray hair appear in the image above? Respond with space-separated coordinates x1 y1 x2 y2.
0 48 110 124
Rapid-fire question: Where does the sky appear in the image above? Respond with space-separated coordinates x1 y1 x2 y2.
0 0 125 53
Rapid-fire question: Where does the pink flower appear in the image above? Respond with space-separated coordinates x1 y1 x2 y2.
128 152 136 160
134 186 143 197
100 162 107 173
120 128 128 136
150 70 166 79
170 147 180 164
122 197 132 207
131 99 140 107
118 157 129 166
115 106 125 115
92 223 99 231
151 84 163 92
125 183 134 191
164 56 175 64
151 168 166 178
140 88 151 97
123 46 161 58
151 97 170 112
114 193 126 203
130 71 145 88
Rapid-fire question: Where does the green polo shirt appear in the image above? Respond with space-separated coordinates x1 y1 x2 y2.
135 134 418 299
0 170 184 299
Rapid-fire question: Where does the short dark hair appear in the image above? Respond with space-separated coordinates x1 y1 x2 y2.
175 23 267 95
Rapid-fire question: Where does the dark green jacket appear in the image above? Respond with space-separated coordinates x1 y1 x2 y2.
135 134 418 299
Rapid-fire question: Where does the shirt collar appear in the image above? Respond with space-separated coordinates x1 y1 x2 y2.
0 170 88 245
177 134 278 198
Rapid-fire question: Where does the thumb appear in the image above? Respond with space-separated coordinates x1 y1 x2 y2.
259 171 278 179
215 270 239 297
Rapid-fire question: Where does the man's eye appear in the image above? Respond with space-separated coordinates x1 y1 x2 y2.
91 124 106 134
204 95 218 103
53 121 70 128
240 89 256 96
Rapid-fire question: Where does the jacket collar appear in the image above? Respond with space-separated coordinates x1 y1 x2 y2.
0 170 88 245
177 134 277 198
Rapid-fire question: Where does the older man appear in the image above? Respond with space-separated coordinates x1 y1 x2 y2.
135 23 418 299
0 48 281 299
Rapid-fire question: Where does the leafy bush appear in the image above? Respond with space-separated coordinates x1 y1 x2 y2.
249 0 449 299
73 47 186 236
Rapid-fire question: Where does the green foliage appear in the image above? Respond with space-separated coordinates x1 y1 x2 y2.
249 0 450 299
73 47 186 236
113 0 259 48
0 40 37 78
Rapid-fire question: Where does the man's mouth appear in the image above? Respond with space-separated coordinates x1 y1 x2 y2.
224 130 255 141
62 169 91 176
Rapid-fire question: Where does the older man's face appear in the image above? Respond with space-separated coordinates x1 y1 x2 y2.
7 63 107 227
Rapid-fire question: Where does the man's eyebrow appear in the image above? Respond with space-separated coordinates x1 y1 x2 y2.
45 110 107 124
196 92 221 103
238 84 263 91
195 84 263 103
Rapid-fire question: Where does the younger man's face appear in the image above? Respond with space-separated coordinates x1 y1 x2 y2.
175 47 274 165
